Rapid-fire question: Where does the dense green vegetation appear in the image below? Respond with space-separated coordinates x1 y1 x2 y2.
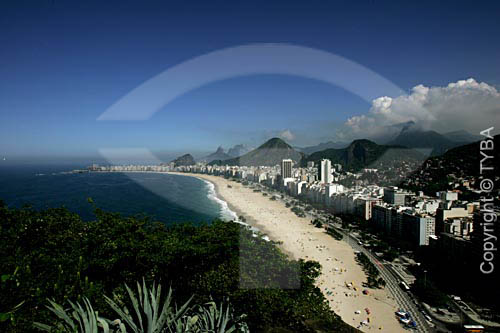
0 201 358 332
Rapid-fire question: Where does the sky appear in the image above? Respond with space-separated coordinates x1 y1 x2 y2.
1 0 499 163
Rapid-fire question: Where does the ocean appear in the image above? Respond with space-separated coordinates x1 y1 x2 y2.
0 164 237 224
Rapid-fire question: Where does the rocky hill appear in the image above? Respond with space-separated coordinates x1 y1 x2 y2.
171 153 195 167
210 138 303 166
198 146 232 163
227 144 252 157
400 134 500 195
387 128 466 156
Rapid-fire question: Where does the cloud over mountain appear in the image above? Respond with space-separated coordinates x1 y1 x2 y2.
338 78 500 140
279 129 295 141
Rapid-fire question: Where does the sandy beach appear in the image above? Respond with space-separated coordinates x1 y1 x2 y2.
169 172 405 332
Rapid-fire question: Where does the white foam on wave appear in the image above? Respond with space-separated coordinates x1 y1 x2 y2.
203 179 239 222
202 178 266 240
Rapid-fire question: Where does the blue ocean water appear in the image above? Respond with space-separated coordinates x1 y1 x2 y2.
0 164 236 224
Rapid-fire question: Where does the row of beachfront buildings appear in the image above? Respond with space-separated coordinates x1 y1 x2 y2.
88 159 498 266
168 159 496 255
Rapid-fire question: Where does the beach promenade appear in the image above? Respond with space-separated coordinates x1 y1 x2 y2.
170 172 406 332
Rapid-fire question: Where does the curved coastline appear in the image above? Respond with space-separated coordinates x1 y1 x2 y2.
167 172 272 236
84 170 235 224
166 171 406 333
90 170 246 227
166 171 239 221
202 178 238 221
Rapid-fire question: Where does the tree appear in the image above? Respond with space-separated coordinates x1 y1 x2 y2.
0 205 358 332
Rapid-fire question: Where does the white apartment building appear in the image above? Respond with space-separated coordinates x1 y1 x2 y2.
320 159 332 184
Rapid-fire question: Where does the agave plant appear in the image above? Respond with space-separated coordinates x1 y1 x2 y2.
170 300 249 333
34 297 126 333
192 301 249 333
104 280 192 333
34 280 249 333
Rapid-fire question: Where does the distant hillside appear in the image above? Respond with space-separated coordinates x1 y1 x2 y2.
210 138 303 166
227 144 252 157
198 146 232 163
370 120 417 144
296 141 348 154
401 134 500 195
171 153 195 167
304 139 425 172
387 128 465 155
443 130 482 143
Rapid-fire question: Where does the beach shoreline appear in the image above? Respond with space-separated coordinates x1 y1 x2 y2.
167 172 405 332
167 171 277 238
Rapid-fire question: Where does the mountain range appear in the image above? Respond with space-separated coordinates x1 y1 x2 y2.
442 130 482 143
210 138 303 166
227 144 252 157
295 141 348 155
400 134 499 195
303 139 426 171
197 146 233 163
297 126 481 157
386 127 479 156
173 127 483 170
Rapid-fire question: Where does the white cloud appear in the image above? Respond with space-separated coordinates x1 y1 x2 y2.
279 129 295 141
338 78 500 140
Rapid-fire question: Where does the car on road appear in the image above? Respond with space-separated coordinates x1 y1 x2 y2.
396 310 409 318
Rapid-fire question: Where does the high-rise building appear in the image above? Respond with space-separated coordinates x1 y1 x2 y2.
401 212 435 246
383 186 406 205
281 159 293 179
435 206 469 235
320 159 332 184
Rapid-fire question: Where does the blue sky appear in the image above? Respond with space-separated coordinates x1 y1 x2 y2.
1 0 499 162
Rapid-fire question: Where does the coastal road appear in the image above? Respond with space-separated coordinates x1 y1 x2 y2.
335 227 434 333
272 195 434 332
266 191 436 333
